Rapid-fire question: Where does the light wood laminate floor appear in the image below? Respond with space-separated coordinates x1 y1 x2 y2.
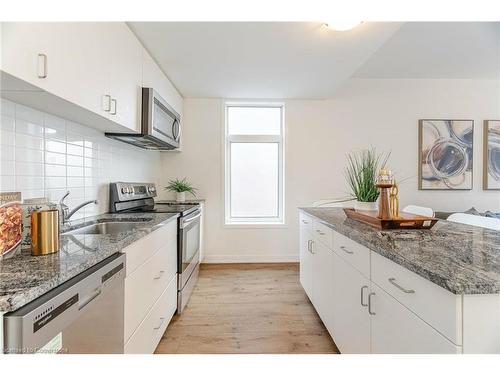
155 263 339 354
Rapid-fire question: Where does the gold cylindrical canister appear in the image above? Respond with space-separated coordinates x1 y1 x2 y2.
31 209 60 256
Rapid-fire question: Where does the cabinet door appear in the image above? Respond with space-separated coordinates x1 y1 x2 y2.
312 240 334 334
107 23 143 132
370 283 460 354
299 226 313 301
331 252 370 353
2 23 110 117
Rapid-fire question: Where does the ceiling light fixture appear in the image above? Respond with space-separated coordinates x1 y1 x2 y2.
324 21 362 32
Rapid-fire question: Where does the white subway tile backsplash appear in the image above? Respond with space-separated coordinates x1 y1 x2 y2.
0 99 161 219
17 162 44 176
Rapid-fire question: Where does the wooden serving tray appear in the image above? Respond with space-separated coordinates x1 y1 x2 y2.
343 208 438 230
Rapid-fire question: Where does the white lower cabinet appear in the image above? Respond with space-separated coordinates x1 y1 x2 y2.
122 220 178 353
370 283 461 354
298 212 465 354
124 275 177 354
299 225 314 301
331 252 370 353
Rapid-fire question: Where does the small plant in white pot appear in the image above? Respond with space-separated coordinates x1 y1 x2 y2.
344 148 390 211
165 178 197 203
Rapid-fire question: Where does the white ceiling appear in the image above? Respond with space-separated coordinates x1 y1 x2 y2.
128 22 402 99
128 22 500 99
354 22 500 79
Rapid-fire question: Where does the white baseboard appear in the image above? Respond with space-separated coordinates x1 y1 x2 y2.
202 254 299 263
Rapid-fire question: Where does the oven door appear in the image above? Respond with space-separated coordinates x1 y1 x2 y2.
178 209 201 289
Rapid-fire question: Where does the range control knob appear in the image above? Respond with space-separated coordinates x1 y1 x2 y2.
148 186 156 193
121 186 127 194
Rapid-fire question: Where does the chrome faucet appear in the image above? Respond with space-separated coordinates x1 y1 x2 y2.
59 191 98 223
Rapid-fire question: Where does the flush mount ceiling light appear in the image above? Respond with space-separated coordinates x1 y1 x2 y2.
324 21 362 31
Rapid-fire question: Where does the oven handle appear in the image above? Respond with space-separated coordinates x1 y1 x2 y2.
181 212 201 227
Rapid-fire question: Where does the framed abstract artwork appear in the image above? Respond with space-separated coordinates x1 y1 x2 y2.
483 120 500 190
418 119 474 190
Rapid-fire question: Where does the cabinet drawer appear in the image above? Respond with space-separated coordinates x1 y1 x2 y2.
124 236 177 341
371 252 462 345
124 274 177 354
312 220 333 248
122 219 177 276
333 231 370 278
299 212 313 233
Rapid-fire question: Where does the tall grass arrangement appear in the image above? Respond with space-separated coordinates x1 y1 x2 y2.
344 148 390 202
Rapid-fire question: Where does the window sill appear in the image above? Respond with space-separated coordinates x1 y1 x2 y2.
223 222 287 229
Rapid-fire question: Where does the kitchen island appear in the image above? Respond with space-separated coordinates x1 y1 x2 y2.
298 207 500 354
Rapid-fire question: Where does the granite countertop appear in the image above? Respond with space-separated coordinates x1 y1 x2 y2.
0 212 178 313
300 207 500 295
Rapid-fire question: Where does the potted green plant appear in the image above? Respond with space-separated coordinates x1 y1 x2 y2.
165 178 197 203
344 148 390 211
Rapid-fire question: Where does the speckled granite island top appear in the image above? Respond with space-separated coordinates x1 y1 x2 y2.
0 212 178 313
300 207 500 295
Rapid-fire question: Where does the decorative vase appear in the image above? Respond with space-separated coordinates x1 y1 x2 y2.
354 200 378 212
176 192 186 202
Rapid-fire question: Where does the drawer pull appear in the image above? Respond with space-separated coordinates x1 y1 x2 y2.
153 270 165 280
316 229 325 235
388 278 415 294
153 317 165 330
340 245 354 254
368 292 376 315
360 285 368 307
302 220 309 224
310 240 315 254
37 53 48 78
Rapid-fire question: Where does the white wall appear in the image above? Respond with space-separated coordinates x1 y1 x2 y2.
0 98 162 219
160 79 500 263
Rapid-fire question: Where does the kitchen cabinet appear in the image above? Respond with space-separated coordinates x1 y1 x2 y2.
142 49 183 118
297 210 465 354
312 239 335 334
1 22 180 135
122 219 178 353
2 23 110 118
299 225 314 302
107 23 143 133
331 252 370 353
370 283 460 354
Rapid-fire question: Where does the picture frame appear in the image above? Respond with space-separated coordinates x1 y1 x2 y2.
483 120 500 190
418 119 474 190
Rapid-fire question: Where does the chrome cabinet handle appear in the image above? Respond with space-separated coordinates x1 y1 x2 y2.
302 220 309 224
316 229 325 235
37 53 48 78
102 94 111 112
388 278 415 294
360 285 368 307
310 240 315 254
340 245 354 254
368 292 376 315
153 317 165 330
307 239 311 253
110 99 117 115
153 270 165 280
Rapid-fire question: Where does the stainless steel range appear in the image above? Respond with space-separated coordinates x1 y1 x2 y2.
109 182 200 314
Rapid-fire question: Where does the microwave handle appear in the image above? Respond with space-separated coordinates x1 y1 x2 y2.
172 119 181 142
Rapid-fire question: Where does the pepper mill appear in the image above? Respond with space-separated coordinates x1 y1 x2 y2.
376 168 394 220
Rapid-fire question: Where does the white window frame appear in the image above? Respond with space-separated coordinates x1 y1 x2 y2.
224 101 285 226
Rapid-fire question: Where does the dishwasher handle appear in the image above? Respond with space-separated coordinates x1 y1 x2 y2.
78 287 102 311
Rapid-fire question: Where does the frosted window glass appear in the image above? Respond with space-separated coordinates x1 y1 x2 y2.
228 107 281 135
230 143 279 217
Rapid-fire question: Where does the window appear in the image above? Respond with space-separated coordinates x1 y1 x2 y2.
224 103 285 225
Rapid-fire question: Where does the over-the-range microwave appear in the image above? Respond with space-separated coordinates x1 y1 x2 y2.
105 87 181 150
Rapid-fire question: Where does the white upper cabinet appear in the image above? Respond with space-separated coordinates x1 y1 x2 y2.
1 23 110 118
107 23 143 133
142 49 183 118
1 22 179 134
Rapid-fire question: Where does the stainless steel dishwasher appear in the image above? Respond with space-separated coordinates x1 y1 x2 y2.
3 253 125 354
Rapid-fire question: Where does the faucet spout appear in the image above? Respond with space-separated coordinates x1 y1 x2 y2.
65 199 98 221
